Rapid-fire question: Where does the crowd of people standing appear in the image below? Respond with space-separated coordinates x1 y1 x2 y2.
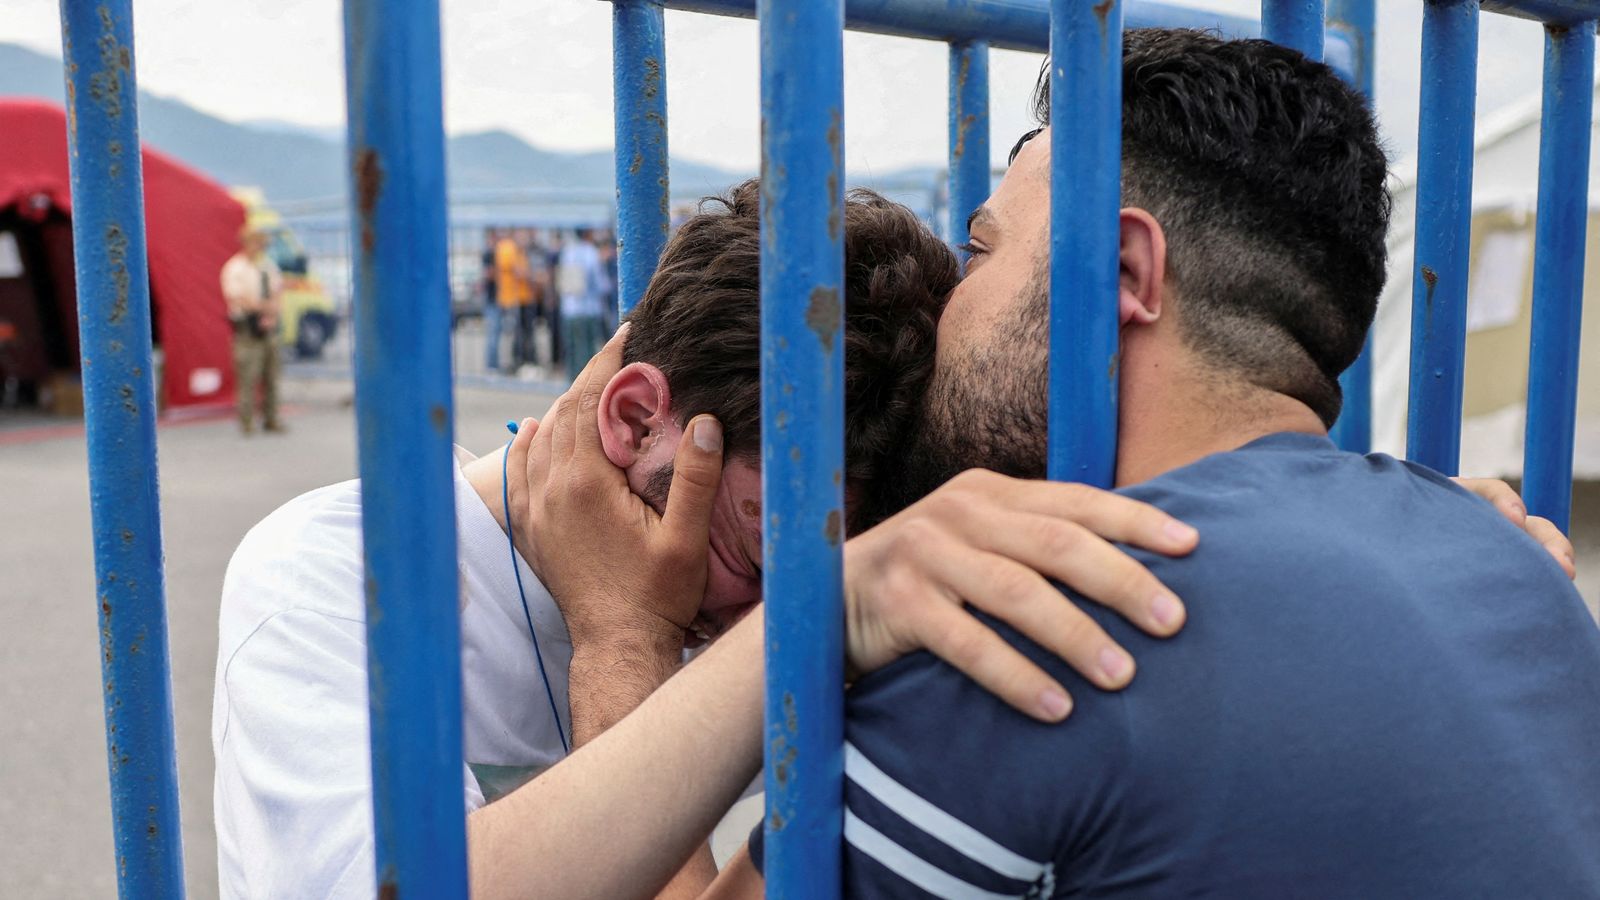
480 226 618 378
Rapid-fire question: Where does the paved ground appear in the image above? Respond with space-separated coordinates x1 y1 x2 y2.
3 370 1597 897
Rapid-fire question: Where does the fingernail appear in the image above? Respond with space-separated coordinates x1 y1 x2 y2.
693 417 722 453
1151 592 1184 630
1164 520 1198 545
1038 688 1072 720
1099 647 1133 684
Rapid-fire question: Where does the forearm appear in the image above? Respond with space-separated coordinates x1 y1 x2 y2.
467 607 765 900
567 631 681 747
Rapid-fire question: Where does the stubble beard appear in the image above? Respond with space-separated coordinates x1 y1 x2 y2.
881 270 1052 515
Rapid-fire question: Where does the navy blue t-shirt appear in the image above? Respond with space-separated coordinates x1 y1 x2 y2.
749 433 1600 897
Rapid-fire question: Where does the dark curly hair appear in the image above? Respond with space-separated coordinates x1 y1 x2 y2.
622 178 956 531
1018 28 1391 426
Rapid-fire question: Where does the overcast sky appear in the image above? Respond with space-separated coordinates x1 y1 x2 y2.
2 2 1550 176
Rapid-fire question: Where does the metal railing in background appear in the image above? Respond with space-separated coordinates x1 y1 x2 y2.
56 0 1597 898
1402 1 1598 529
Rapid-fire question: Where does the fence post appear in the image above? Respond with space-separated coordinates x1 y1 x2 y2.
613 0 671 316
758 0 847 896
341 0 469 896
1406 0 1480 475
58 3 186 896
1262 0 1327 58
1048 0 1122 487
948 39 991 253
1328 0 1376 453
1522 19 1596 532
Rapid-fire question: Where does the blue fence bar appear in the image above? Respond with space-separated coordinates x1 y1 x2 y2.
758 0 847 895
1405 0 1480 476
1523 19 1597 532
948 39 990 252
612 0 671 315
58 3 186 897
1328 0 1376 453
1047 0 1122 487
341 0 468 896
1262 0 1328 58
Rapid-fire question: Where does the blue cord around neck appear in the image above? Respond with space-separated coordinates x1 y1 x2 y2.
502 423 569 755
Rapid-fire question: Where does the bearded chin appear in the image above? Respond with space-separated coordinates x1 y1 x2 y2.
874 269 1053 519
880 347 1050 516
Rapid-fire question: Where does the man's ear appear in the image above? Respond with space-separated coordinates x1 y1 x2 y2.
1118 208 1166 327
597 362 673 468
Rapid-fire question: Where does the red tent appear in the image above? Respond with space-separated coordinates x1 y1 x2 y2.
0 98 243 411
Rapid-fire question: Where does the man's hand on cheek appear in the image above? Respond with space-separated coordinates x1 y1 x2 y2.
843 470 1197 722
508 324 727 655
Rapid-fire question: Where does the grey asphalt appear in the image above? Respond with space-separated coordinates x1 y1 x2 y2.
3 372 1597 898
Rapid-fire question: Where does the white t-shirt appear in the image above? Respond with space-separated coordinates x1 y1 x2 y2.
212 448 572 899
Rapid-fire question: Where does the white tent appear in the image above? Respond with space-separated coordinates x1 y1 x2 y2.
1372 82 1600 478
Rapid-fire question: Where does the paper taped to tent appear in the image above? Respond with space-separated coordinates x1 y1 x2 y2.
1375 81 1600 481
0 98 242 414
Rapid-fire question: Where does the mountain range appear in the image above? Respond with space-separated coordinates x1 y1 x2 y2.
0 41 749 205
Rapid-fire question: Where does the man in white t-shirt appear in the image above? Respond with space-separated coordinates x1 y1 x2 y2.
215 185 1201 899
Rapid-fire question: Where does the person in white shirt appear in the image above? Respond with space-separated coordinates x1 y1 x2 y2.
219 226 283 434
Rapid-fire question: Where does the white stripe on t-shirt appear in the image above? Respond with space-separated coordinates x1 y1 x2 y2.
844 809 1023 900
845 741 1050 883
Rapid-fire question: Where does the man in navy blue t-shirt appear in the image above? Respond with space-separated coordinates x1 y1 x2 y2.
747 435 1600 897
723 29 1600 898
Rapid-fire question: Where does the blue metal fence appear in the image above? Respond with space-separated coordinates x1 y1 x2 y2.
340 1 469 897
58 3 185 898
58 0 1597 897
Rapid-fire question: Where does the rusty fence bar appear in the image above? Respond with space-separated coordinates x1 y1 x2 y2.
948 39 991 252
1047 0 1123 486
58 2 187 897
757 0 848 896
1523 18 1597 532
612 0 671 315
341 0 469 896
1406 0 1480 475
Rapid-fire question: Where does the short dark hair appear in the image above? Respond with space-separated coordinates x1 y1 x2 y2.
623 179 957 530
1024 29 1390 426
